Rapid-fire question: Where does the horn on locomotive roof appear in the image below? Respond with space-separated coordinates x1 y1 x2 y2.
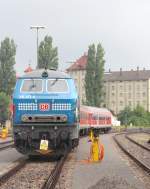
42 69 48 78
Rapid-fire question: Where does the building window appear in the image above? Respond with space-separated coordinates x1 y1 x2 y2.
112 101 115 106
120 101 123 106
143 92 146 97
120 93 123 97
137 85 140 90
112 92 115 96
112 86 115 90
120 85 123 90
128 93 131 99
128 85 131 90
143 83 146 88
136 93 140 98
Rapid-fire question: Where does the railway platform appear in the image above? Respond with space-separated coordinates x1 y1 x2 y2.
0 137 12 144
0 148 24 178
71 134 149 189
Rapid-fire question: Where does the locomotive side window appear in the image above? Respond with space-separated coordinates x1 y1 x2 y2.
47 79 68 93
21 79 43 92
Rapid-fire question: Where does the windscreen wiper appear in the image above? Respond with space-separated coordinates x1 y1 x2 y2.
29 79 36 90
50 78 58 86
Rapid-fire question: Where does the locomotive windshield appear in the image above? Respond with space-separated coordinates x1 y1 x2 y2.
21 79 43 92
47 79 68 93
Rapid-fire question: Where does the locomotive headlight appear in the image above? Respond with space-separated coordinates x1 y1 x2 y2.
61 116 67 122
21 115 28 122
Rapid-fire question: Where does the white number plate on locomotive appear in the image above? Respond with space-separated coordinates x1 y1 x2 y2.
40 139 49 151
39 103 50 111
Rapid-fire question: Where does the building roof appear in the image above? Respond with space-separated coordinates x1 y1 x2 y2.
66 54 88 71
19 69 71 79
104 69 150 82
67 53 150 81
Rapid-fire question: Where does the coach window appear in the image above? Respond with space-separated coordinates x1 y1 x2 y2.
21 79 43 92
47 79 68 93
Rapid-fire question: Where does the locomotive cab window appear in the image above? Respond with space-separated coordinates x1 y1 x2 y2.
47 79 68 93
21 79 43 92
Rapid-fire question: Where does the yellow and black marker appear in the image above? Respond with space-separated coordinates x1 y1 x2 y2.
88 129 104 162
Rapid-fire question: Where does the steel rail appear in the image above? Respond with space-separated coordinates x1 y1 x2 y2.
0 158 27 186
0 140 13 145
42 152 68 189
125 133 150 151
0 141 14 151
114 133 150 174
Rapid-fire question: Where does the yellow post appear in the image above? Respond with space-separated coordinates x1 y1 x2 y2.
89 129 94 142
90 137 100 162
1 127 7 139
88 129 104 162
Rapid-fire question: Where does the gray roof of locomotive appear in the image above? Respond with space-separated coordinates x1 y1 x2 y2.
19 69 71 79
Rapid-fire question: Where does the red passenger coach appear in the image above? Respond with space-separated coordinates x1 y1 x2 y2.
80 106 112 134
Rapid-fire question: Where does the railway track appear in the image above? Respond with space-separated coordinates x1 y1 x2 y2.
125 133 150 151
114 132 150 174
0 140 14 151
0 158 27 186
42 151 68 189
0 151 68 189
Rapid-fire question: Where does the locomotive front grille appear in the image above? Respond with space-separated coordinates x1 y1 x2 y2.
21 115 67 123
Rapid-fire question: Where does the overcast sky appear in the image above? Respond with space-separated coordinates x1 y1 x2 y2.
0 0 150 74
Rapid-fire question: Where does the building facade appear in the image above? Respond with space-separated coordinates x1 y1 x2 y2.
67 54 150 114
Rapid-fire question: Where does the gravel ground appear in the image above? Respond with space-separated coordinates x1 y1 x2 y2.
55 150 77 189
89 175 139 189
116 134 150 168
72 134 149 189
0 159 56 189
128 133 150 150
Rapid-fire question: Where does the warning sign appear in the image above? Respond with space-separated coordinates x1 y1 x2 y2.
40 139 49 151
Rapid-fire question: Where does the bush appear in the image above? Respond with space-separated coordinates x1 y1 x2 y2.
118 105 150 127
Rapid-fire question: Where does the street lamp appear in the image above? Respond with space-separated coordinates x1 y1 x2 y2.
30 26 45 68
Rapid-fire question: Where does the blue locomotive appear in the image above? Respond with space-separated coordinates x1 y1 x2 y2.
12 69 79 155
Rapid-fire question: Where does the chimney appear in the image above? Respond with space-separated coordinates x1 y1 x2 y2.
120 68 122 75
109 68 111 73
137 66 139 71
143 67 145 71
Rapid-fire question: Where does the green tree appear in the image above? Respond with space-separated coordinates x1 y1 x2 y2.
95 43 105 106
85 44 96 106
85 43 105 107
38 35 58 69
118 106 132 125
0 37 16 95
0 92 10 125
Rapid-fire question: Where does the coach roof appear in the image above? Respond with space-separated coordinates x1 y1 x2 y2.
19 69 71 79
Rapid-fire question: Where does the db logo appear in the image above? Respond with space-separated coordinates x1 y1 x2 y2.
39 103 50 111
